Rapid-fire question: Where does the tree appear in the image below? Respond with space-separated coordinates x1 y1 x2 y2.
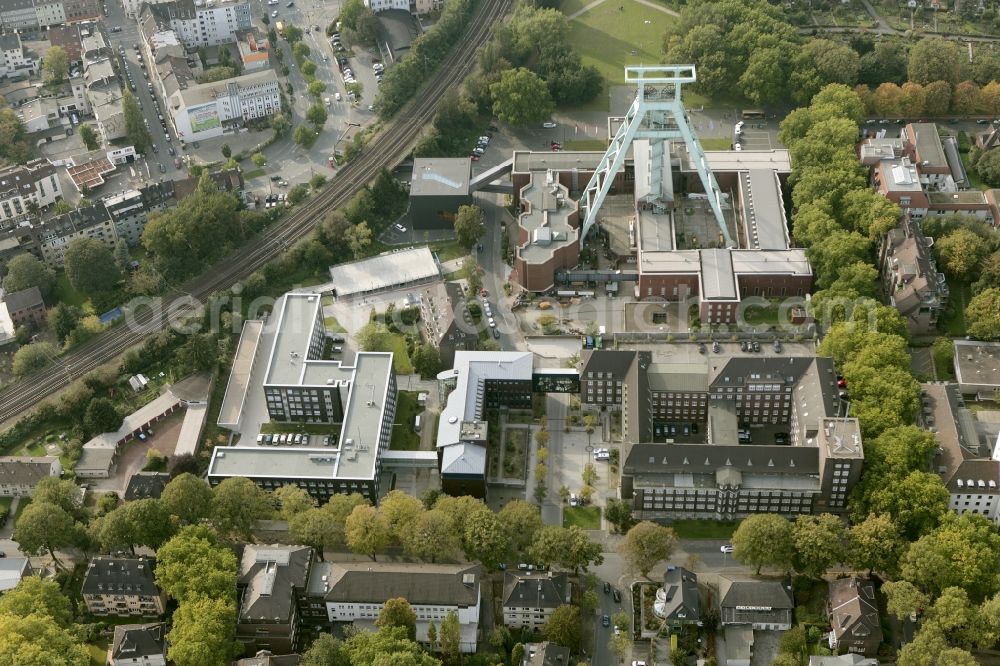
966 288 1000 339
104 498 175 552
529 525 603 574
0 613 89 666
498 499 542 556
0 577 72 626
463 510 511 569
454 205 485 248
900 82 927 117
273 484 316 521
293 123 318 148
867 471 949 540
301 634 350 666
582 462 598 486
306 103 328 127
976 147 1000 186
908 38 963 85
791 513 847 579
923 80 952 117
731 514 794 574
155 525 238 604
460 256 482 293
400 508 461 563
436 610 460 664
64 238 122 296
78 123 100 150
377 598 417 640
344 221 372 259
884 580 929 621
343 625 441 666
308 80 327 99
13 502 81 568
161 473 213 524
49 303 83 344
952 81 981 115
619 521 678 577
544 605 581 652
32 477 82 516
849 513 904 576
490 67 554 126
42 46 69 87
872 82 905 116
411 344 442 379
167 595 237 666
122 90 151 154
379 490 424 543
604 497 634 534
3 253 54 299
901 513 1000 601
12 342 56 378
289 508 344 560
84 397 121 435
210 477 274 539
936 227 989 283
982 81 1000 115
803 39 860 86
251 152 266 167
199 66 237 83
345 504 391 560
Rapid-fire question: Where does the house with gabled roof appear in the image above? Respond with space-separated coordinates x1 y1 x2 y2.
827 577 882 657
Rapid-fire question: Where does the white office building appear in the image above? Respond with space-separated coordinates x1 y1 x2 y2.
170 69 280 141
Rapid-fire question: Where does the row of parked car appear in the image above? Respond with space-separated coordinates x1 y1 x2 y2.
264 194 287 208
256 433 334 446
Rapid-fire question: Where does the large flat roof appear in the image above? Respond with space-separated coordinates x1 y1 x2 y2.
436 351 534 449
218 319 263 428
908 123 948 169
410 158 471 197
265 293 322 386
327 246 439 298
955 340 1000 390
701 150 792 174
512 150 606 173
700 249 738 300
741 170 788 250
516 173 579 264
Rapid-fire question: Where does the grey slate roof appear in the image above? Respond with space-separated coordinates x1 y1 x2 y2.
235 652 302 666
0 33 21 51
0 456 59 488
326 562 481 607
828 577 881 649
719 575 794 610
524 642 571 666
503 571 570 610
658 567 700 623
2 286 43 313
81 557 159 597
581 350 636 379
239 545 312 623
110 623 166 661
123 471 170 500
624 442 820 475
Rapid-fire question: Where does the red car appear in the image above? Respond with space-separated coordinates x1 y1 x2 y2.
837 377 847 388
480 289 489 297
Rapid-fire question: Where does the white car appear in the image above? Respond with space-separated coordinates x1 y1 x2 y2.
271 10 278 16
542 121 557 129
394 223 406 232
720 544 734 554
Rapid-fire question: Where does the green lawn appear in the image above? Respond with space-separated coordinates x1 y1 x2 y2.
563 505 601 529
53 273 89 310
0 496 11 525
85 642 108 666
961 151 989 191
12 440 47 457
384 333 414 375
429 240 471 263
565 0 706 112
244 168 265 179
390 390 423 450
939 279 971 336
670 519 738 539
700 137 734 151
324 315 346 333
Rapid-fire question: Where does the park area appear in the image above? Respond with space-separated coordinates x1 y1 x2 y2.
561 0 702 111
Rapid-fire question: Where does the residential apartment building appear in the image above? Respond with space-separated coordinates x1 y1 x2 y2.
827 577 881 657
316 561 482 653
502 571 571 632
31 204 116 268
2 286 45 328
109 623 167 666
922 382 1000 526
0 0 39 30
0 0 96 29
719 575 794 631
138 0 251 45
85 59 126 143
0 32 37 78
365 0 441 13
878 215 948 336
61 0 99 23
608 347 864 520
237 545 313 656
81 557 166 617
420 281 477 368
522 643 571 666
0 456 61 497
102 181 174 245
208 293 397 503
435 351 535 498
0 159 64 224
170 69 280 141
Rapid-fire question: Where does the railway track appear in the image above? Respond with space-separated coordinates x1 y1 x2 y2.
0 0 511 425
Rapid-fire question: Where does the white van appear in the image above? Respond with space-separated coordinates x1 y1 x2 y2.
414 415 421 432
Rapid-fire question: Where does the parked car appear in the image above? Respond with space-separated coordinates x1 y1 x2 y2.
394 223 406 232
601 614 610 627
721 544 734 554
542 121 557 128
